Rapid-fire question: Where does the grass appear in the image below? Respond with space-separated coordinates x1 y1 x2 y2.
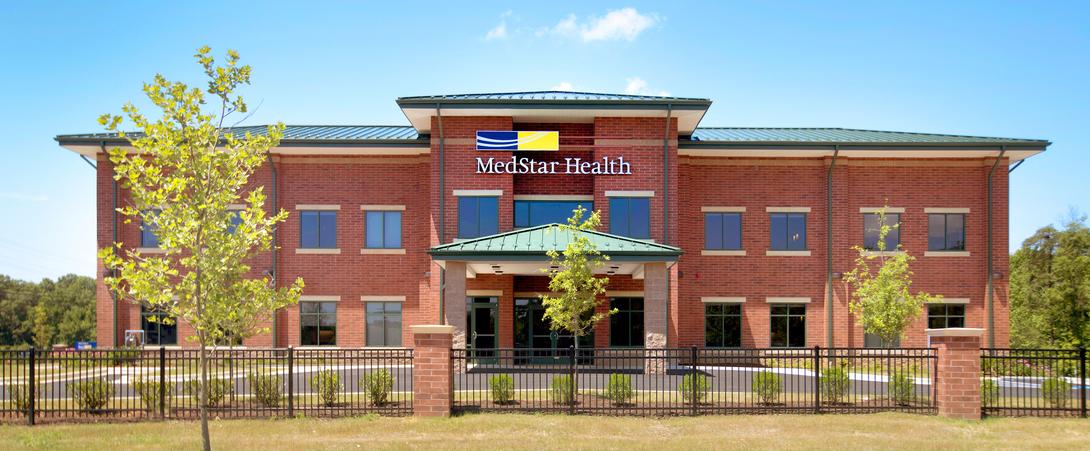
1 413 1088 450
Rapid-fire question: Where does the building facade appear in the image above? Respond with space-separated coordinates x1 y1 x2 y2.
56 91 1049 351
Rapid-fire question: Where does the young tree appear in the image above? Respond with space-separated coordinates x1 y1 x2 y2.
844 206 940 345
98 47 303 451
540 206 615 349
1010 215 1090 348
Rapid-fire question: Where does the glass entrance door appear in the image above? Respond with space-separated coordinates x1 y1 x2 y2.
514 297 593 363
466 297 498 362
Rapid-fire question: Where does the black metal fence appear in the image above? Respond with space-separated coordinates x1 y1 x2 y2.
981 348 1088 418
0 347 413 424
451 346 935 416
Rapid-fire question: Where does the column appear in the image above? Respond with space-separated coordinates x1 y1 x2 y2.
411 325 454 417
643 262 668 374
443 261 467 351
927 328 984 420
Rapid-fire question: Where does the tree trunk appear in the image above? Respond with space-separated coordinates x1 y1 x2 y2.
199 343 211 451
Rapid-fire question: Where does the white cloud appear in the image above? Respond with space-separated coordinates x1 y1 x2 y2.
485 10 513 40
551 82 574 91
0 192 48 202
624 77 670 96
549 8 659 42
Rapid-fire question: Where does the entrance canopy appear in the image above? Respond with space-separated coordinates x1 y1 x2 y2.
428 224 682 278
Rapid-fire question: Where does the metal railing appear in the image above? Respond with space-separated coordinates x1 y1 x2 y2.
0 347 412 424
982 348 1087 418
451 346 935 416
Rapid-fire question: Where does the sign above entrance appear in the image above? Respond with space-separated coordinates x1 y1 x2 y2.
476 131 559 151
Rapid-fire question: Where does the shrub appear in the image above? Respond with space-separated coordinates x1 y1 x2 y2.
1040 377 1071 408
821 364 851 404
184 378 234 407
110 346 141 366
132 378 174 412
488 374 515 404
981 379 999 407
680 373 710 403
889 371 915 405
70 378 114 411
752 372 782 405
310 369 342 407
248 373 283 408
361 369 394 406
550 375 575 405
605 374 634 406
9 384 46 411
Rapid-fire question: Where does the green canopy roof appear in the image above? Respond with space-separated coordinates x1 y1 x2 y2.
429 224 682 262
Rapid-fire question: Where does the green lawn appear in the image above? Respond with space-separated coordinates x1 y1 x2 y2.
1 413 1087 450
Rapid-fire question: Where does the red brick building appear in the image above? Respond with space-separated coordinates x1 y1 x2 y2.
56 91 1048 351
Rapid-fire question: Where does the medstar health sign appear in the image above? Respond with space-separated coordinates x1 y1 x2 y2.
474 131 632 175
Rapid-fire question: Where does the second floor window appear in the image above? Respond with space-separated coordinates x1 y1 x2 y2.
140 209 161 248
705 212 742 250
300 211 337 249
514 200 592 228
863 213 900 251
365 211 402 249
770 213 806 251
929 214 965 251
458 196 498 239
609 197 650 239
928 304 966 328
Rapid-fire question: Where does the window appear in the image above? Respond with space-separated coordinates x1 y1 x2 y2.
863 213 900 251
141 306 177 346
514 200 592 228
300 301 337 346
705 303 742 348
300 211 337 249
609 197 650 239
770 213 806 251
927 304 966 329
705 213 742 250
366 302 403 347
928 214 966 251
609 297 644 347
140 210 160 248
458 196 498 239
365 211 402 249
770 304 805 348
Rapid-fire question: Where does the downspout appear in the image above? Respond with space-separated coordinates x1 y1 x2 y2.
436 104 446 324
269 154 279 346
986 147 1007 348
103 142 119 348
825 147 839 348
663 104 672 347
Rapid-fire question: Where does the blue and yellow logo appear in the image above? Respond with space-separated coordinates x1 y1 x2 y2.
476 131 559 151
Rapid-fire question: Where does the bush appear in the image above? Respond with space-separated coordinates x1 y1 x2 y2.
1041 377 1071 408
889 371 915 405
981 379 999 407
488 374 515 404
70 378 114 411
183 378 234 407
248 373 283 408
550 375 575 405
110 346 141 366
821 364 851 404
680 373 710 403
310 369 342 407
361 369 394 406
605 374 634 406
9 384 46 411
752 372 782 405
132 378 174 412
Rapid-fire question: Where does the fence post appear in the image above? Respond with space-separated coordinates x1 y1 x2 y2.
813 346 821 414
1079 346 1087 419
287 346 294 417
690 346 698 416
159 346 166 418
568 345 576 416
27 348 35 426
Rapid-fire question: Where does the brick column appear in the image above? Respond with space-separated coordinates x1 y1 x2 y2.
412 325 454 417
927 328 984 420
443 262 467 351
644 262 668 374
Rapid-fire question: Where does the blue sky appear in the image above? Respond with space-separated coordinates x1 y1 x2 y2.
0 1 1087 281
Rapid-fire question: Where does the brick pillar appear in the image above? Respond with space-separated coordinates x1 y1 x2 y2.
927 328 984 420
412 325 454 417
644 262 668 374
443 262 467 351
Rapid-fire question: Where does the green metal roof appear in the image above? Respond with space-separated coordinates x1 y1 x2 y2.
55 125 423 145
397 90 711 106
429 224 682 261
687 127 1048 147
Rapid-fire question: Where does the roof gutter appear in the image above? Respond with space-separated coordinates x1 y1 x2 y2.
986 147 1006 347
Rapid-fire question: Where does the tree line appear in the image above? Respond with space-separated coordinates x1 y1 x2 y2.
0 273 95 348
1010 214 1090 349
